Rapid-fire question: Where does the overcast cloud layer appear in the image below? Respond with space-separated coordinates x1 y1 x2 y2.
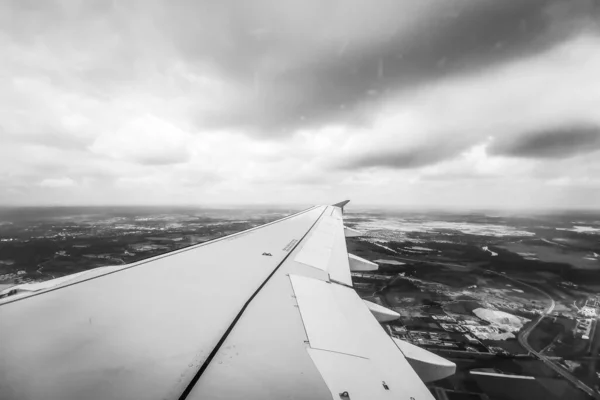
1 0 600 209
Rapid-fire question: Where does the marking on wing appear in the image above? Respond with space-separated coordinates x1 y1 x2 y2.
282 239 299 252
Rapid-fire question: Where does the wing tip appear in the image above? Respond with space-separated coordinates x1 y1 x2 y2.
332 200 350 208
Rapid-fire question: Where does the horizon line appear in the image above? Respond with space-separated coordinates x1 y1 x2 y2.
1 203 600 213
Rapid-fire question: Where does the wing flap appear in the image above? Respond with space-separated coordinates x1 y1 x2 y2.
289 271 435 400
290 274 434 400
289 274 367 358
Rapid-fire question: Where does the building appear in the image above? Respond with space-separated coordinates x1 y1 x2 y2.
579 306 597 318
575 318 593 340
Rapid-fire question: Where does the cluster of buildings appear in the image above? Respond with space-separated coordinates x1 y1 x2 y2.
490 300 544 317
350 272 390 281
572 296 599 340
463 325 506 340
391 327 490 354
129 243 170 252
586 296 600 308
436 319 510 340
559 281 578 289
577 295 599 317
439 323 467 333
387 312 501 355
82 253 116 259
432 315 457 323
393 329 462 350
0 271 34 285
578 306 597 318
0 270 26 283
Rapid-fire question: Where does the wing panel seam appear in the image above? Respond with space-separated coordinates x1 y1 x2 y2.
307 347 369 360
176 206 328 400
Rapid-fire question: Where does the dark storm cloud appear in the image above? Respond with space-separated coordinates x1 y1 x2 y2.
3 0 598 134
339 144 465 170
490 125 600 159
162 0 600 132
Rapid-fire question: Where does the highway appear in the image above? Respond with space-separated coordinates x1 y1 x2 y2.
485 268 599 399
513 281 600 400
394 256 600 399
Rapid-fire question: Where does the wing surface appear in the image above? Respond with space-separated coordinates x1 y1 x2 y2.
0 203 438 400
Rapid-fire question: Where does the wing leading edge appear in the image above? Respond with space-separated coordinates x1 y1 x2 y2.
0 202 453 400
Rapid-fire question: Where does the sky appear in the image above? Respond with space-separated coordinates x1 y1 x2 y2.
1 0 600 209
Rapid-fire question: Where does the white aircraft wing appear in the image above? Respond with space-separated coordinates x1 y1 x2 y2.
0 202 453 400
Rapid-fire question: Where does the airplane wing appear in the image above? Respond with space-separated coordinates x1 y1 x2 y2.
0 202 454 400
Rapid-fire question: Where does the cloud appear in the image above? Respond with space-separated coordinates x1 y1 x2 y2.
336 33 600 170
39 177 75 188
340 145 462 170
2 0 598 134
90 115 192 165
0 0 600 208
161 0 598 132
490 125 600 159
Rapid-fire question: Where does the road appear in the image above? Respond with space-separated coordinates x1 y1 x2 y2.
484 269 600 399
395 256 600 399
515 286 600 399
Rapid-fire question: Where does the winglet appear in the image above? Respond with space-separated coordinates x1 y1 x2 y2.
332 200 350 214
332 200 350 208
